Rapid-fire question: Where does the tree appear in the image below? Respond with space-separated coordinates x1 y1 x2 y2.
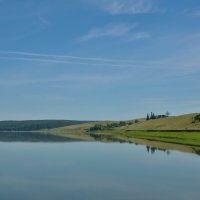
146 114 150 120
135 119 139 123
166 111 170 117
119 121 126 126
150 112 156 119
193 114 200 123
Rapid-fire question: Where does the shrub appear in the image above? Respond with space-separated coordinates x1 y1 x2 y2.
193 114 200 123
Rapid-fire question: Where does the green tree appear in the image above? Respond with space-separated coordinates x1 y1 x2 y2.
166 111 170 117
135 119 139 123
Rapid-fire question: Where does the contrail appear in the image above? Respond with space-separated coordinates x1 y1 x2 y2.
0 50 161 65
0 56 144 68
1 50 196 69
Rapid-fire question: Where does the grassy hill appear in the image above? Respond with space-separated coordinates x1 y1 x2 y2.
85 113 200 148
43 113 200 148
1 113 200 148
124 113 200 131
42 113 200 135
1 113 199 132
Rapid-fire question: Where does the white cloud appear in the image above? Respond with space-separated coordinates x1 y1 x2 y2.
78 23 150 41
79 23 136 41
180 9 200 17
90 0 162 15
1 44 200 74
0 51 166 72
0 50 159 64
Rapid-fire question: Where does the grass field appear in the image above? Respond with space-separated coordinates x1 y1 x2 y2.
91 130 200 147
121 113 200 131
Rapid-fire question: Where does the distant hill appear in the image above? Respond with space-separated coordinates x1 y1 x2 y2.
43 113 200 136
1 113 199 132
0 120 89 131
124 113 200 131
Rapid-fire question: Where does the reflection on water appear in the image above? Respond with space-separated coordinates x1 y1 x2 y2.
88 133 200 156
91 133 172 155
146 145 170 155
0 131 200 156
0 138 200 200
0 132 82 142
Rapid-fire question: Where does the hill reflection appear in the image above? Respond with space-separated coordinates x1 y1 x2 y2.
0 132 82 142
0 132 200 156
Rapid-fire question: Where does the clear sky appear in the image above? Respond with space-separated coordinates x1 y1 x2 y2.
0 0 200 120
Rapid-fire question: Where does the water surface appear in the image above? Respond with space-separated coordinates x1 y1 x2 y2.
0 133 200 200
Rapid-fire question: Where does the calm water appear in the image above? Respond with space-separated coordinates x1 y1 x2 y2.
0 134 200 200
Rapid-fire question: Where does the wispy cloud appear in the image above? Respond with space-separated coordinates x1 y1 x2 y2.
0 48 199 73
90 0 163 15
78 23 150 41
79 23 136 41
180 8 200 17
0 73 129 87
0 50 161 68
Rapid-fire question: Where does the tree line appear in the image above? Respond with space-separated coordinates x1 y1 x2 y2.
0 120 88 131
89 121 133 131
146 111 170 121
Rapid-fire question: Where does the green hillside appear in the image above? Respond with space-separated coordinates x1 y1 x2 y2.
43 113 200 135
124 113 200 131
1 113 200 148
43 113 200 148
85 113 200 148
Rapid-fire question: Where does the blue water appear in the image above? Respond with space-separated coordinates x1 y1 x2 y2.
0 141 199 200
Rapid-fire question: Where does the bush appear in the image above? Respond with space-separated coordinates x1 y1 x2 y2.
193 114 200 123
89 121 129 131
135 119 139 123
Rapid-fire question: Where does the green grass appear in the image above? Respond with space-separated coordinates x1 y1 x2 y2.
92 130 200 147
123 113 200 131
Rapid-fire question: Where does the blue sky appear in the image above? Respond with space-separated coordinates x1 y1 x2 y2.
0 0 200 120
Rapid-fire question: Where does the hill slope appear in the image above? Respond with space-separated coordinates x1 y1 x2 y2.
44 113 200 135
1 113 199 132
123 113 200 131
